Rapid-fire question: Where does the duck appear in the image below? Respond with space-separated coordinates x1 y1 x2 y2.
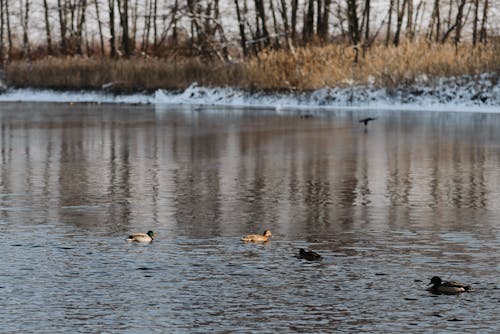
126 230 155 243
359 117 377 127
427 276 471 295
298 248 322 261
241 230 272 243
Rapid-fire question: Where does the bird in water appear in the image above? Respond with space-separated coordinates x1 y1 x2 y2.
241 230 272 243
126 230 155 243
427 276 471 295
359 117 377 127
298 248 322 261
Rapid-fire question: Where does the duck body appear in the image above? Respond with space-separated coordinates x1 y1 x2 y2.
298 248 322 261
127 230 155 243
427 276 471 295
241 230 272 243
359 117 377 126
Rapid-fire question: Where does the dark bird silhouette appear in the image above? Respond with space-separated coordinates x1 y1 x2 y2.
359 117 377 127
427 276 471 295
298 248 322 261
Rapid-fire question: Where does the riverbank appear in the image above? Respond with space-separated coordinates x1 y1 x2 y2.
4 42 499 93
1 74 499 112
1 42 499 109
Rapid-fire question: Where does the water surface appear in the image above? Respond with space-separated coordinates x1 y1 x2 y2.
0 103 499 333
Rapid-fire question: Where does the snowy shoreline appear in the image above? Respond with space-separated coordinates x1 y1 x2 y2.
0 74 498 113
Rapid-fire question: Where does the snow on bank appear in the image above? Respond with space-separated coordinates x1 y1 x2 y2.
0 74 498 112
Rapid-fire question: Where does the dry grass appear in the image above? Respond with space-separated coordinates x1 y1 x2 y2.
4 41 499 92
5 57 246 92
244 40 500 90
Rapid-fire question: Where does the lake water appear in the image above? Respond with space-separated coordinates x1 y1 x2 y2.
0 102 499 333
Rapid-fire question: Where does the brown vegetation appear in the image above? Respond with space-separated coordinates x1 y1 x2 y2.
5 41 499 93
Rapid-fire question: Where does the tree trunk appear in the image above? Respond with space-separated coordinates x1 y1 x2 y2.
141 0 151 52
43 0 52 54
269 0 280 47
255 0 270 47
94 0 105 56
472 0 479 46
406 0 413 40
393 0 407 46
290 0 298 42
479 0 488 44
234 0 248 56
76 0 87 55
303 0 314 43
0 0 4 58
117 0 130 56
21 0 30 58
109 0 117 57
5 0 12 58
346 0 360 45
172 0 178 44
453 0 466 44
318 0 331 41
385 0 393 46
131 0 138 48
58 0 68 53
428 0 440 42
153 0 158 47
363 0 370 45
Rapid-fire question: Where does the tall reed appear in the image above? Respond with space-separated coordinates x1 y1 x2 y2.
4 41 499 92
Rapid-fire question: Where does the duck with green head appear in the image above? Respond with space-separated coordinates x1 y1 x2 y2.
241 230 272 243
127 230 155 243
427 276 471 295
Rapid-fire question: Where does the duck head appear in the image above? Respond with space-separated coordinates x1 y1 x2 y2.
263 230 272 237
429 276 441 286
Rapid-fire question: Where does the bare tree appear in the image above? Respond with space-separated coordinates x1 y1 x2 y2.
76 0 88 55
303 0 314 43
428 0 440 42
116 0 131 56
5 0 12 58
453 0 467 44
385 0 394 46
290 0 298 41
393 0 407 46
479 0 488 44
0 0 4 58
109 0 117 57
406 0 413 40
42 0 53 54
57 0 68 53
346 0 360 45
318 0 331 41
472 0 479 46
255 0 270 48
94 0 105 56
21 0 31 57
234 0 248 56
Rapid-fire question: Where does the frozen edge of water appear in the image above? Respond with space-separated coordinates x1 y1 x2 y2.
0 74 499 113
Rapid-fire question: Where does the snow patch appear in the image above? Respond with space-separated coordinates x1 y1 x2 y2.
0 74 498 112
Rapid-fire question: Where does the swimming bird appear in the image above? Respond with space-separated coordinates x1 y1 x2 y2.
127 230 155 243
241 230 272 243
359 117 377 127
298 248 322 261
427 276 471 295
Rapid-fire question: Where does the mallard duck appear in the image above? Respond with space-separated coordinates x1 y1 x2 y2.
298 248 322 261
127 230 155 243
241 230 272 243
427 276 471 295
